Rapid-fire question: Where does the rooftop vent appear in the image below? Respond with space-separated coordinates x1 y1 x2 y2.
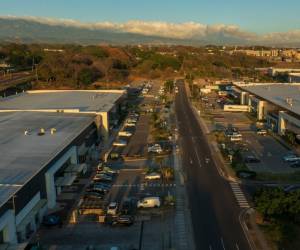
38 128 45 136
51 128 57 135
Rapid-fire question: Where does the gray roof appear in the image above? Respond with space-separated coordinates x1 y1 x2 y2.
0 112 94 206
236 83 300 116
0 90 125 113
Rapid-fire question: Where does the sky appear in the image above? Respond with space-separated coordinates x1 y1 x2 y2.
0 0 299 34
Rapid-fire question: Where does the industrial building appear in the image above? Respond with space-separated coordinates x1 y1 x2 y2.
0 90 126 247
234 82 300 137
0 89 126 141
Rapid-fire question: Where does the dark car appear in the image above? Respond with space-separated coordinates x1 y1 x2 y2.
42 214 62 227
290 161 300 168
111 215 134 226
244 156 260 163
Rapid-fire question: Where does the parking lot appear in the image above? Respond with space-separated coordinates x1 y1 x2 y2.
33 81 178 250
200 94 297 173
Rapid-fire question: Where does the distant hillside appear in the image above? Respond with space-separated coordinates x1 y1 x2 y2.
0 18 192 45
0 17 299 47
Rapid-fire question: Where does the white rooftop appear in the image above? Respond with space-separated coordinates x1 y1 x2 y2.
235 83 300 116
0 112 94 207
0 90 125 113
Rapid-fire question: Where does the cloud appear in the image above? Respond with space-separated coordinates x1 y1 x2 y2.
1 15 300 44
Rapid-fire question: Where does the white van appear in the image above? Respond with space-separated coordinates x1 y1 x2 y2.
137 197 161 208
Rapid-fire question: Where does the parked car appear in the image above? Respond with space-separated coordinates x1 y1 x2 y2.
42 214 62 227
93 173 113 182
284 185 300 192
145 172 161 180
127 118 138 123
256 128 267 136
137 197 161 208
125 122 136 127
92 182 112 189
283 154 300 162
112 215 134 226
107 202 118 216
148 144 163 154
244 156 261 163
87 185 109 193
113 140 127 147
290 161 300 168
118 131 133 137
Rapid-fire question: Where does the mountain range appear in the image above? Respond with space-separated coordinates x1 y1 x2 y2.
0 17 299 47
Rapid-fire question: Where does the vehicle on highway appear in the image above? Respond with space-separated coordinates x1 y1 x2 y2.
107 202 118 216
145 172 161 180
283 154 300 162
42 214 62 227
244 156 260 163
118 131 133 137
137 197 161 208
148 144 163 153
290 161 300 168
113 140 127 147
256 128 267 136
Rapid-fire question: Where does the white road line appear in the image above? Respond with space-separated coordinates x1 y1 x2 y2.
221 237 226 250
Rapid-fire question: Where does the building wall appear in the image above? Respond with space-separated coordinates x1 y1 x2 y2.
0 210 16 244
278 111 300 136
45 146 77 209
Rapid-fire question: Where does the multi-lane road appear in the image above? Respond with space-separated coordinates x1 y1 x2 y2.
175 80 251 250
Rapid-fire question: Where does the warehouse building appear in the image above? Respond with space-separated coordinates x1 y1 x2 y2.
0 112 98 245
234 82 300 137
0 89 126 141
0 89 126 247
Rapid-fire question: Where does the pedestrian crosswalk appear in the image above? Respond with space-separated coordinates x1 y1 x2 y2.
230 182 250 208
112 183 176 188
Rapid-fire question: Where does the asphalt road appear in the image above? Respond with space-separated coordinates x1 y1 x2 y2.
175 81 251 250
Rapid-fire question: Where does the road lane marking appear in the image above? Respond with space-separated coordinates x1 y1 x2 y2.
230 182 250 208
235 243 240 250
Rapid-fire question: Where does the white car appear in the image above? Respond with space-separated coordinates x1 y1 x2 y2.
145 172 161 180
137 197 161 208
257 129 267 136
148 144 163 153
107 202 118 216
127 118 137 123
113 140 127 147
118 131 133 137
125 122 136 127
283 154 300 162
